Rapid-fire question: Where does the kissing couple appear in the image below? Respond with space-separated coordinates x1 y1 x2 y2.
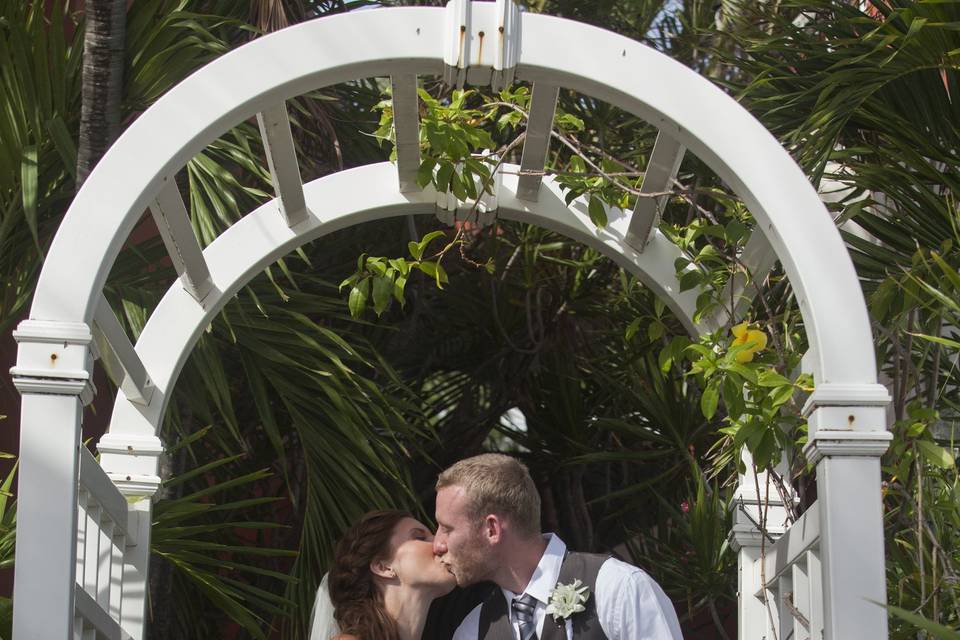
310 453 683 639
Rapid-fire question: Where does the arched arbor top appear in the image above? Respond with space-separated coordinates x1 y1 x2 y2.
30 5 878 392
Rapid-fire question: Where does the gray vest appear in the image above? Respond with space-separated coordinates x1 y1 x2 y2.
477 552 609 640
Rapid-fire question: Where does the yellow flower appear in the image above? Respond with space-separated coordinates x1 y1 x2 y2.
731 322 768 363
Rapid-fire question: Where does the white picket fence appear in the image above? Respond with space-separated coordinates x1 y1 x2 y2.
760 502 824 640
74 448 135 640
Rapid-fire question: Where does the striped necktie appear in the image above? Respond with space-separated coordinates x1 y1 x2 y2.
512 593 538 640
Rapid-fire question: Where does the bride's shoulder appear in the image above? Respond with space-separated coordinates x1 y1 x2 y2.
332 635 361 640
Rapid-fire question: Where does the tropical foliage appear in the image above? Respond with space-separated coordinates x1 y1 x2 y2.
0 0 958 639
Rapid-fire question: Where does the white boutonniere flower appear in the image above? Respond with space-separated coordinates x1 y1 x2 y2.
546 579 591 621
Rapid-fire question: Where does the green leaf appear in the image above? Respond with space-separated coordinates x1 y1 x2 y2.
767 384 795 407
416 158 437 188
647 321 665 341
418 261 448 289
757 369 792 387
20 146 39 250
451 172 468 201
366 258 386 277
587 195 607 228
47 116 77 179
678 270 702 292
906 422 926 438
884 604 960 639
338 273 359 292
407 240 423 261
393 274 408 306
915 440 956 469
436 161 455 192
371 275 393 316
347 278 370 318
415 230 446 260
908 332 960 350
700 380 720 420
725 363 758 385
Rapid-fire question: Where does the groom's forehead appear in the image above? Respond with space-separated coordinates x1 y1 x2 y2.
437 484 471 515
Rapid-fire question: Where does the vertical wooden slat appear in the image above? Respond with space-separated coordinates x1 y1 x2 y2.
257 102 308 226
719 231 777 320
83 502 100 599
625 132 684 252
391 74 421 192
516 83 559 201
150 177 213 304
807 548 824 640
93 295 154 405
76 489 87 586
97 519 114 608
778 573 794 640
792 557 812 640
109 534 125 620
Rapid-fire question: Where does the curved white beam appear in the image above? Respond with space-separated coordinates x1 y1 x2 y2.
102 162 703 444
29 6 875 391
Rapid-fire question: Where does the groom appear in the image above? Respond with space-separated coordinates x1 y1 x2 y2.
432 453 683 639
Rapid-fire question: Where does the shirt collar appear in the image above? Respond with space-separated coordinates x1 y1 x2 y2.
501 533 567 606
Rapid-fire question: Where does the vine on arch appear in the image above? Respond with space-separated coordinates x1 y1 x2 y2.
343 83 815 491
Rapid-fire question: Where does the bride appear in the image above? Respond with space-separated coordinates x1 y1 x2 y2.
311 509 457 640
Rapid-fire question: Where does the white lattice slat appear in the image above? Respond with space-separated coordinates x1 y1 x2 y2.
96 520 113 608
765 501 821 583
257 102 307 226
792 558 812 640
82 503 100 599
391 74 421 192
93 296 154 406
718 231 777 322
150 177 213 304
516 83 559 201
807 549 824 640
109 534 124 620
77 488 87 586
74 584 133 640
625 132 684 252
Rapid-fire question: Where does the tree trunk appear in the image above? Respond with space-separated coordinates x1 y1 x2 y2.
76 0 126 189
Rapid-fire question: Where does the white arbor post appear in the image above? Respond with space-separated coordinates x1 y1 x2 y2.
97 433 164 638
730 449 790 640
804 386 892 639
10 321 95 640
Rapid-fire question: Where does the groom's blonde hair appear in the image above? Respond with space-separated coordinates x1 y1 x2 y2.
437 453 541 538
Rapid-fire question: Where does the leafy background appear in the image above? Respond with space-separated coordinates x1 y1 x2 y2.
0 0 957 639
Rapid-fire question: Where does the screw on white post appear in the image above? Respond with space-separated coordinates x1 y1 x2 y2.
443 0 521 90
10 319 97 405
97 433 164 501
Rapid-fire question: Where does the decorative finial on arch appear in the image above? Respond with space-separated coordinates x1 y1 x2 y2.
443 0 521 90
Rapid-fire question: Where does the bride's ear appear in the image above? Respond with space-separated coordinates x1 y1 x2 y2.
370 558 396 580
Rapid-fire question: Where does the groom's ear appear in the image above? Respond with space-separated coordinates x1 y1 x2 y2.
370 559 396 580
484 514 503 544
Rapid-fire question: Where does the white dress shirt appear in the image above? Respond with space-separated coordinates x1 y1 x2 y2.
452 534 683 640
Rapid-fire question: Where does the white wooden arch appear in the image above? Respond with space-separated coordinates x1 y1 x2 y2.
10 4 891 639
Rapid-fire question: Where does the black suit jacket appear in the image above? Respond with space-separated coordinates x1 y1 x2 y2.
422 582 497 640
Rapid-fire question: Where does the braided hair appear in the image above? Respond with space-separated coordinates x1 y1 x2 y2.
328 510 410 640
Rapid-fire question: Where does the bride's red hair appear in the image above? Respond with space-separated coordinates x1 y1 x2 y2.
328 509 410 640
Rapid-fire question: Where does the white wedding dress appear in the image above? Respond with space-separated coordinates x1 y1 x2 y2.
308 574 341 640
